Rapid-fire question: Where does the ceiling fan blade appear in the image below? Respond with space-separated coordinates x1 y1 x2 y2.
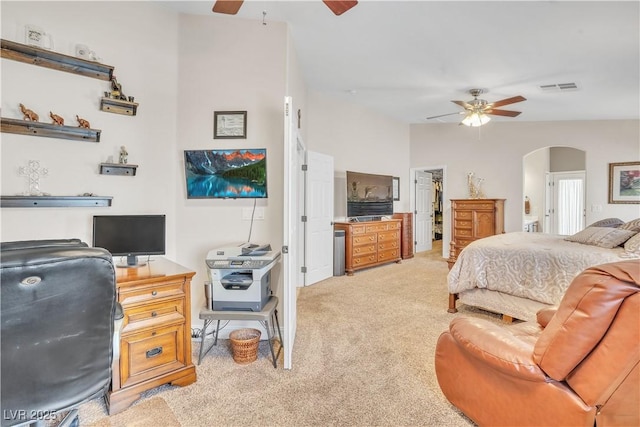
426 112 464 120
451 100 471 109
212 0 244 15
322 1 358 16
485 109 522 117
488 95 526 108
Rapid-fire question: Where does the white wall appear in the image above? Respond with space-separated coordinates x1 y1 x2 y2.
410 120 640 254
1 2 179 252
306 90 411 219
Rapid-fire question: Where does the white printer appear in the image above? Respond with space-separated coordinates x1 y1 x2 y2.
205 243 281 311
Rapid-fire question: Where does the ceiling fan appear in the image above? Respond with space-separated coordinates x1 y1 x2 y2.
427 89 526 127
212 0 358 16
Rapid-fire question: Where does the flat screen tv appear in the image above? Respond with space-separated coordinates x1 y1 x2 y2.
346 171 394 219
92 214 166 267
184 149 267 199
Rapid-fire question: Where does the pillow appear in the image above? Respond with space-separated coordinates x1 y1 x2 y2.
586 217 623 228
618 218 640 233
624 232 640 253
565 226 636 249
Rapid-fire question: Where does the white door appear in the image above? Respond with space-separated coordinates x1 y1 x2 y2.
546 171 586 235
282 97 298 370
305 151 334 286
414 171 433 252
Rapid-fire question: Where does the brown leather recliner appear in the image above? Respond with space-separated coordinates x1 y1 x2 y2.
435 260 639 427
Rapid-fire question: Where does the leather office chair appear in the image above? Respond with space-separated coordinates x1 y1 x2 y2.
1 239 119 427
435 260 639 426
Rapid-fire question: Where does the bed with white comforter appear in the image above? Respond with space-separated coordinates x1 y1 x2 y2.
447 232 628 321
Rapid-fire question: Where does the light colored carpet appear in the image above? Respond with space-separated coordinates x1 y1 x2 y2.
79 246 501 426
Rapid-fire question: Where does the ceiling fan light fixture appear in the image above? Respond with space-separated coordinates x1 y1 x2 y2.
462 112 491 127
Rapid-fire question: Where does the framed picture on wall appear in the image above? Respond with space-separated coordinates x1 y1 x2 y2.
392 177 400 201
214 111 247 139
608 161 640 204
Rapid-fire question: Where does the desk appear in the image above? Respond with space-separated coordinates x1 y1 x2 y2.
198 295 282 368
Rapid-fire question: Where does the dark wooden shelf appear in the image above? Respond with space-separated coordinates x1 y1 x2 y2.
100 97 139 116
100 163 138 176
1 117 101 142
1 38 114 81
1 195 113 208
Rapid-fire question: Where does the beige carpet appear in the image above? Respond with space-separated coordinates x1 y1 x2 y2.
79 247 501 426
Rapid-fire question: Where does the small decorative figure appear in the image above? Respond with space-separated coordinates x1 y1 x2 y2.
49 111 64 125
110 76 127 101
76 115 91 129
467 172 486 199
19 103 39 121
119 146 128 164
18 160 49 196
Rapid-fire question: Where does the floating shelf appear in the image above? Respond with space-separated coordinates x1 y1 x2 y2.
100 97 139 116
1 117 101 142
1 39 114 81
100 163 138 176
1 195 113 208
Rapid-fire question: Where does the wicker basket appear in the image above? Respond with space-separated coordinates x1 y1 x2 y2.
229 328 261 364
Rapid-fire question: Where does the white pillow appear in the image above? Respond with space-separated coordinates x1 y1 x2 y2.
624 232 640 253
565 226 636 249
618 218 640 233
586 218 623 228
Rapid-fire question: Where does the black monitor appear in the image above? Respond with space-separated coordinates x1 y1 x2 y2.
92 214 166 267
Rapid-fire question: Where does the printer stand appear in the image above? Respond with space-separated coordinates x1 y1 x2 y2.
198 295 283 368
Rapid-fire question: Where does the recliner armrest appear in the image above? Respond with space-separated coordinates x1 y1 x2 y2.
449 317 547 381
536 307 557 328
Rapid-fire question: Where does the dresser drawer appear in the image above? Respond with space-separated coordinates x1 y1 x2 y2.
349 224 367 235
122 298 185 334
352 243 376 255
378 230 399 242
454 219 472 229
455 211 473 220
119 323 186 388
378 247 400 262
365 223 390 233
119 279 185 307
353 233 377 245
454 228 473 238
454 202 495 210
353 253 377 267
377 239 398 251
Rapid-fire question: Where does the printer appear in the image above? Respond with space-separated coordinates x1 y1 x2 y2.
205 243 281 311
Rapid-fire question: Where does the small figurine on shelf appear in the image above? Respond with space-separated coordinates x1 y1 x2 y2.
119 146 128 164
110 76 127 101
76 115 91 129
19 103 39 121
49 111 64 125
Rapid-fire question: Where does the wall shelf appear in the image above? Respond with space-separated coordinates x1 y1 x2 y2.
1 38 114 81
1 117 101 142
100 97 138 116
100 163 138 176
1 195 113 208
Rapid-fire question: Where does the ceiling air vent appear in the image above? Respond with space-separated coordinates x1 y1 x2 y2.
539 82 579 92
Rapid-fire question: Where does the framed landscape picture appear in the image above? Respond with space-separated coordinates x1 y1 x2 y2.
608 161 640 204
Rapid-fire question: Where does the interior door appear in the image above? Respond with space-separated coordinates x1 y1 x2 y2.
304 151 334 286
546 171 586 235
414 170 433 252
282 96 297 370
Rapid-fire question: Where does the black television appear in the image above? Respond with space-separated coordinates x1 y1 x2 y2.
184 149 267 199
92 214 166 267
346 171 394 219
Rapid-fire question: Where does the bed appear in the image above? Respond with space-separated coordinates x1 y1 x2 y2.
447 231 632 322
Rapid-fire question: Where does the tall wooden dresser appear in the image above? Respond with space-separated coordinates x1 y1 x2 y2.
447 199 505 270
334 219 402 275
392 212 414 259
107 258 197 415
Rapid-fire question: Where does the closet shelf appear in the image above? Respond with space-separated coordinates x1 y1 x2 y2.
1 195 113 208
1 39 114 81
1 117 101 142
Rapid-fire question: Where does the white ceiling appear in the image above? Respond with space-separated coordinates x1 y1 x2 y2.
161 1 640 124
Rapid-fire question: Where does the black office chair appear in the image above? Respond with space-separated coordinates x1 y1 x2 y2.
1 239 120 427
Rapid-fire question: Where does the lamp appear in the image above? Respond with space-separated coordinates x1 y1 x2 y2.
461 112 491 127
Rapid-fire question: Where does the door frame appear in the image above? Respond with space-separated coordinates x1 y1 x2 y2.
410 165 448 258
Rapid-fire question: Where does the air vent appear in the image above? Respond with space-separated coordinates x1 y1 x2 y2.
539 82 580 92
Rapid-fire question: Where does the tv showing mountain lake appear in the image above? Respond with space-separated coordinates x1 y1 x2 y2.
184 149 267 199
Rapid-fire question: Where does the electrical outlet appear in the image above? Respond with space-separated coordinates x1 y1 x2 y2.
590 204 603 213
254 207 265 220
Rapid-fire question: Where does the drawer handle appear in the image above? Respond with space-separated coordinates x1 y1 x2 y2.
151 291 158 296
151 311 157 317
146 346 163 358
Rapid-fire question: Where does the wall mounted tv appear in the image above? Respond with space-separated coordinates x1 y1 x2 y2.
184 149 267 199
92 214 166 267
346 171 394 218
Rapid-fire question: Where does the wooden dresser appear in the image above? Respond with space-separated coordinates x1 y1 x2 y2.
107 258 197 415
447 199 505 270
392 212 414 259
334 219 402 275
